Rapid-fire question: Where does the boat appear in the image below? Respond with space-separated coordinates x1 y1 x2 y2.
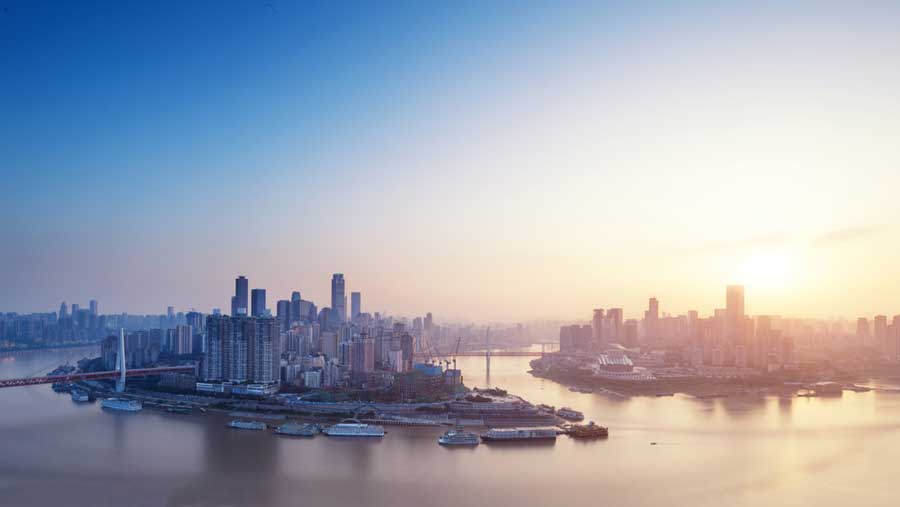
438 427 480 446
557 407 585 421
100 398 142 412
323 421 385 437
227 420 267 431
536 404 556 413
481 427 558 442
70 390 90 403
275 422 319 437
166 405 192 414
567 421 608 439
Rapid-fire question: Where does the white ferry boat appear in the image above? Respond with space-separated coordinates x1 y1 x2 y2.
556 407 585 421
438 427 480 446
323 422 385 437
481 427 558 442
100 398 142 412
228 420 267 431
70 390 90 403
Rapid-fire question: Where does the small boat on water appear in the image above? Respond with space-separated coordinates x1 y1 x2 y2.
70 390 90 403
166 405 192 414
101 398 142 412
438 427 480 446
557 407 585 421
228 420 267 431
275 422 319 437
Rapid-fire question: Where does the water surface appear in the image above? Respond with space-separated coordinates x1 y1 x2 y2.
1 347 897 506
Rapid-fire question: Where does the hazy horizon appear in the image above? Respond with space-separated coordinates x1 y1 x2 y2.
4 1 900 321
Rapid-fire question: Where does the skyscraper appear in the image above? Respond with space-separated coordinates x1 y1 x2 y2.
331 274 346 323
591 309 605 349
234 276 249 316
644 298 659 341
351 291 361 321
89 299 98 316
726 285 745 323
276 300 290 331
59 301 68 320
607 308 623 343
290 291 302 324
251 289 266 317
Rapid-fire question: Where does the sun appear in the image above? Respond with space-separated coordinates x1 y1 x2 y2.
734 250 794 291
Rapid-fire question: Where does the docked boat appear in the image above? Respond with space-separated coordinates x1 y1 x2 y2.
101 398 142 412
70 390 90 403
438 427 480 446
275 422 319 437
228 420 267 431
323 422 385 437
166 405 192 414
536 404 556 413
566 421 608 439
481 427 558 442
557 407 585 421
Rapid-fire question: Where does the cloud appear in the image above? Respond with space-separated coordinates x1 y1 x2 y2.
685 232 791 254
811 225 885 247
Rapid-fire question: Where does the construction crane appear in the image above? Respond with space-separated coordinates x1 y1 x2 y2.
452 336 461 371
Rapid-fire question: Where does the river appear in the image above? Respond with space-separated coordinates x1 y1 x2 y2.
1 346 898 507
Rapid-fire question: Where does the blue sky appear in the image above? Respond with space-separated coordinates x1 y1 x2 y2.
3 1 900 320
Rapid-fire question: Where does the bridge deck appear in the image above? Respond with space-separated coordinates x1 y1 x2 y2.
0 366 196 389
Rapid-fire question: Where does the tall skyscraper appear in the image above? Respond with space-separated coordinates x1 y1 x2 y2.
351 292 361 321
331 274 346 323
424 312 434 337
290 291 302 324
276 300 290 331
591 309 605 349
234 276 249 316
251 289 266 317
644 298 659 341
726 285 745 322
89 299 98 316
726 285 745 342
607 308 623 343
59 301 68 320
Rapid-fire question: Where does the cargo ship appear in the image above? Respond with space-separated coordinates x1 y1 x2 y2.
481 427 558 442
100 398 142 412
556 407 585 421
438 427 480 446
323 422 385 437
228 420 267 431
275 422 319 437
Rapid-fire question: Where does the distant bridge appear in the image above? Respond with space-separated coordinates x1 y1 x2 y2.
415 351 547 358
0 365 196 389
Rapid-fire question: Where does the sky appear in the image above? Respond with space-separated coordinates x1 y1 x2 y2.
2 0 900 322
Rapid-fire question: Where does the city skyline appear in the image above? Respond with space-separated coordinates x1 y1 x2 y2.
4 1 900 321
